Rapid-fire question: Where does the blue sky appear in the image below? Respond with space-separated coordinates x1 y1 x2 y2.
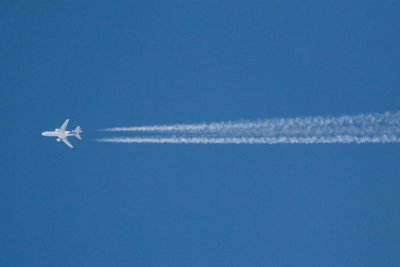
1 1 399 266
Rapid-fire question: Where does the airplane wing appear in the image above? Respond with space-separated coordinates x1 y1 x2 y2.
60 119 70 131
61 137 73 148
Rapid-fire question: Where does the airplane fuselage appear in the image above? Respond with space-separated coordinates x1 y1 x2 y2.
41 129 72 139
42 129 74 139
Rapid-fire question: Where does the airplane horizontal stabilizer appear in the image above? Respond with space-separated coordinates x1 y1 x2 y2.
74 126 82 140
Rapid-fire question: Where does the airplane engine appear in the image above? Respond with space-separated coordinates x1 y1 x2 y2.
57 138 60 142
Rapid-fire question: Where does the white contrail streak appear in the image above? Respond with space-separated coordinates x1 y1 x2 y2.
102 111 400 135
98 111 400 144
97 135 400 144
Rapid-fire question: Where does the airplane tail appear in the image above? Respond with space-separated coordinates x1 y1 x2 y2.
73 126 82 140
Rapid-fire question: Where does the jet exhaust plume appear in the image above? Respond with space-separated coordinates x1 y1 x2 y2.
98 111 400 145
97 135 400 144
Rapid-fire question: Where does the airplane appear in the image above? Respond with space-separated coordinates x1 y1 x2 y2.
41 119 82 148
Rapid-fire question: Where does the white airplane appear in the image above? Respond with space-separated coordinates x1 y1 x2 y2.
41 119 82 148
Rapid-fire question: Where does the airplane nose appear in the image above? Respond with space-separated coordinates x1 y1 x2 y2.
41 132 45 136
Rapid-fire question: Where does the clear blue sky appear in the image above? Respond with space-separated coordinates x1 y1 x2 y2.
1 1 399 266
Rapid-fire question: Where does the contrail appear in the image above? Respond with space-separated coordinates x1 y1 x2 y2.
97 135 400 144
98 111 400 144
102 111 400 134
